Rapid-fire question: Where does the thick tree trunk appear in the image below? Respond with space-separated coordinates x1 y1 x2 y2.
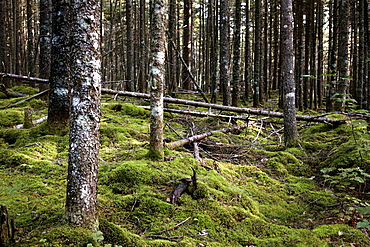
47 0 70 133
66 0 101 232
148 0 166 161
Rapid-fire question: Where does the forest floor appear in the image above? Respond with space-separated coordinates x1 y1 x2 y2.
1 86 370 246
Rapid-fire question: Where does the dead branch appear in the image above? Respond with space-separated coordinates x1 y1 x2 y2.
143 235 183 241
165 123 249 150
157 217 191 234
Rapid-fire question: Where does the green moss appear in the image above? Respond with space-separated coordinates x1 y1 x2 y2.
30 224 99 247
0 109 24 127
10 85 39 95
100 218 176 246
312 224 370 246
120 103 150 118
266 151 308 177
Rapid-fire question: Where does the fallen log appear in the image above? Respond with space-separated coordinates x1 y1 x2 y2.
165 123 249 150
1 89 49 109
0 73 49 83
101 88 349 125
0 73 354 125
139 106 249 121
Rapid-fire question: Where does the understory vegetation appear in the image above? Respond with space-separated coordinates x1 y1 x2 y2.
1 86 370 246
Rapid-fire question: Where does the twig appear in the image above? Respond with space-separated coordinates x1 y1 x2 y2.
122 197 138 223
143 235 183 241
158 217 191 234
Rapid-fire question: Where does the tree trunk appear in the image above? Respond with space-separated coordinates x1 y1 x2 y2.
126 0 135 91
244 0 251 102
231 0 241 107
182 0 192 90
47 0 71 133
39 0 52 92
66 0 101 232
281 0 299 147
334 0 349 111
148 0 166 161
219 0 230 106
253 0 262 107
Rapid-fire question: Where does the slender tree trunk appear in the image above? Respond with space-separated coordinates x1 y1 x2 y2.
281 0 299 147
210 0 218 103
244 0 251 102
334 0 349 111
219 0 230 106
253 0 262 107
138 0 148 92
167 0 177 94
47 0 71 133
126 0 135 91
148 0 166 161
231 0 241 106
182 0 192 90
66 0 102 231
39 0 52 91
26 0 35 82
326 0 338 112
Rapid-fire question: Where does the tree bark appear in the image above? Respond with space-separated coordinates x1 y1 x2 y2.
281 0 299 147
39 0 52 92
148 0 166 161
47 0 71 133
219 0 230 106
231 0 241 107
66 0 101 232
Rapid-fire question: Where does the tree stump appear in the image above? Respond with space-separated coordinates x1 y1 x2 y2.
0 205 16 246
23 108 34 129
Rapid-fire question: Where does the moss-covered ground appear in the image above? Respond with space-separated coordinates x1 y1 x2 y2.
1 87 370 246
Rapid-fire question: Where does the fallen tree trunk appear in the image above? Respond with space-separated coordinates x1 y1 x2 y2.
165 123 249 149
0 73 353 125
139 106 249 121
102 88 349 125
0 73 49 83
1 89 49 109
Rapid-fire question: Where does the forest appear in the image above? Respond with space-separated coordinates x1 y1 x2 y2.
0 0 370 246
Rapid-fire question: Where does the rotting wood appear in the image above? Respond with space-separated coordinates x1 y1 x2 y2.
165 123 249 150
